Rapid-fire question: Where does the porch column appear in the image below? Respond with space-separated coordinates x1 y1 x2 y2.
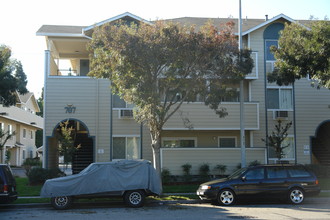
42 50 50 168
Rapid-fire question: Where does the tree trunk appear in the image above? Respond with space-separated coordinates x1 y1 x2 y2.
151 132 163 187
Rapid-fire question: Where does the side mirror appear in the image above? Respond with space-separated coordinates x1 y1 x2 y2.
241 176 246 181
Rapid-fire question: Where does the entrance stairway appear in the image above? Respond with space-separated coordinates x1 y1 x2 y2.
72 134 94 174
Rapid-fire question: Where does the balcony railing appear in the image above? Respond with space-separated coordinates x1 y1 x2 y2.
163 102 259 130
57 69 78 76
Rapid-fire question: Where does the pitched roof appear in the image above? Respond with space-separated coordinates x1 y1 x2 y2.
36 13 316 37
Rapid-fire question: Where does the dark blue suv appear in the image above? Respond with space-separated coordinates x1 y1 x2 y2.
197 164 320 205
0 164 18 203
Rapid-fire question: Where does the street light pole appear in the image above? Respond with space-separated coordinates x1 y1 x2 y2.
239 0 246 168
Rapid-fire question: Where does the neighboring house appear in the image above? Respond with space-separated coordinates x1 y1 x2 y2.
36 12 330 175
0 92 43 166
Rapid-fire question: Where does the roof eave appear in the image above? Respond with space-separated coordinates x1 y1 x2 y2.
241 13 309 36
83 12 153 33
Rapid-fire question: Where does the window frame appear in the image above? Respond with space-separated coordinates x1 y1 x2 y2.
112 135 141 160
269 135 295 161
218 136 237 148
267 87 293 110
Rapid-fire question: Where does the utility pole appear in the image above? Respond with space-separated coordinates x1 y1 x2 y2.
239 0 246 168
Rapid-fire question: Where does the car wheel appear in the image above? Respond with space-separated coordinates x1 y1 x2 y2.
288 188 304 204
51 196 73 210
218 189 236 206
124 190 145 208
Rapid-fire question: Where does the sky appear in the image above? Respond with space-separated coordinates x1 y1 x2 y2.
0 0 329 98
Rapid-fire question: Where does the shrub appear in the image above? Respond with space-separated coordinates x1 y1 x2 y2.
214 164 227 175
161 168 171 184
181 163 192 182
27 167 65 185
199 163 210 181
23 158 42 176
248 160 261 167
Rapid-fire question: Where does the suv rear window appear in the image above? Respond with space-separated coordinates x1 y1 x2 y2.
287 166 311 178
1 166 15 184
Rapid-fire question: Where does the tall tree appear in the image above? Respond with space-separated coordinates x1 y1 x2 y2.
0 45 29 106
268 21 330 88
88 20 253 174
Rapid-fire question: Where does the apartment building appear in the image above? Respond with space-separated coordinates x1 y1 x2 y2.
0 92 43 166
36 12 330 174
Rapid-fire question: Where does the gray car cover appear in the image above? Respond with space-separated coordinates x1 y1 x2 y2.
40 160 162 197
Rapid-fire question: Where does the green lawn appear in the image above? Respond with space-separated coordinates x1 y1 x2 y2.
15 177 42 196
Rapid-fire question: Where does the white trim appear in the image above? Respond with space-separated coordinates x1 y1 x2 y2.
36 33 85 37
241 14 309 36
218 136 237 148
83 12 153 33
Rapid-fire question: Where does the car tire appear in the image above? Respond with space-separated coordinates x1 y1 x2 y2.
51 196 73 210
288 188 304 204
124 190 145 208
218 189 236 206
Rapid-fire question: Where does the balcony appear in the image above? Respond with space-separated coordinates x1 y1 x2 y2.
163 102 259 130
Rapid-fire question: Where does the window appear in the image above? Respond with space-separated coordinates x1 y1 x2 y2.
7 124 12 135
287 167 311 178
23 129 26 138
245 168 264 180
113 136 140 160
266 167 288 179
113 95 134 108
267 88 293 110
30 131 33 139
265 40 278 61
0 122 4 131
162 137 196 148
269 137 295 159
219 137 236 148
79 59 90 76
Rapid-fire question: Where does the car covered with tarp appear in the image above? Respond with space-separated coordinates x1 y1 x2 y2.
41 160 162 209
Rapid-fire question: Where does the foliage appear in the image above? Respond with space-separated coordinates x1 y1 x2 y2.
27 167 65 185
161 168 171 184
22 158 42 176
214 164 227 175
262 119 293 161
88 20 254 174
0 45 28 106
268 21 330 88
182 163 192 182
248 160 261 167
199 163 210 181
181 163 192 176
57 120 81 165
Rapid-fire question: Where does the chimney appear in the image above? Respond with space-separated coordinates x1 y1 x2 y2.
265 15 269 21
